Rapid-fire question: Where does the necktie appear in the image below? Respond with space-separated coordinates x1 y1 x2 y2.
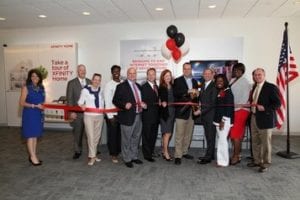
153 84 158 96
81 79 85 88
132 83 142 113
251 85 260 113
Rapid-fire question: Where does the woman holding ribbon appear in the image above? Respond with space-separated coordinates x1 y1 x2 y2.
229 63 251 165
78 73 104 166
19 69 45 166
158 69 175 161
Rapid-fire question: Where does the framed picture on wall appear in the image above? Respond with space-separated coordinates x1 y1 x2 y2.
190 60 238 89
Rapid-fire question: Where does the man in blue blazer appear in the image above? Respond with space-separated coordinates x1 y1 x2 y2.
248 68 281 173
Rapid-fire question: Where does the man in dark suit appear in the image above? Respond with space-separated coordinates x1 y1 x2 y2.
247 68 281 173
66 64 91 159
113 67 147 168
198 68 218 164
173 62 199 165
141 68 160 162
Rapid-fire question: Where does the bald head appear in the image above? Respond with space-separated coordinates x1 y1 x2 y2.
127 67 137 81
77 64 86 79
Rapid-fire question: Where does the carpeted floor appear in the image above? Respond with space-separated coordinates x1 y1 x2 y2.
0 127 299 200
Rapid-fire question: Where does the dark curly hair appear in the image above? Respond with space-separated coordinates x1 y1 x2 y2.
215 73 229 88
26 69 44 88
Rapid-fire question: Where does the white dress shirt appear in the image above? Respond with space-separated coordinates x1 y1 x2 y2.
104 79 122 119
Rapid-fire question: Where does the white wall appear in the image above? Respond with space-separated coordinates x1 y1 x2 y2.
0 17 299 134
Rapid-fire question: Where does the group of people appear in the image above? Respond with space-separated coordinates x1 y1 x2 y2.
19 62 281 173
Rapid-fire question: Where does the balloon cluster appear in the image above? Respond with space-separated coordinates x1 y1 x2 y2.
161 25 189 62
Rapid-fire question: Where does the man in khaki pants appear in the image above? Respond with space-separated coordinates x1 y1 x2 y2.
173 62 199 165
248 68 281 172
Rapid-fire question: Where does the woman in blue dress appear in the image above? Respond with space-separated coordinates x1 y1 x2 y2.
19 69 45 166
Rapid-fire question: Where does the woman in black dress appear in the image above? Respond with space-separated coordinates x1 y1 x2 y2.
159 69 175 161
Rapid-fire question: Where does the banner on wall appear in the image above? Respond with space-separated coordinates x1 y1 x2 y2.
120 40 173 83
4 43 77 102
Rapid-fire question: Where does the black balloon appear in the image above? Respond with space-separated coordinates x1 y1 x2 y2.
166 25 178 38
174 33 185 47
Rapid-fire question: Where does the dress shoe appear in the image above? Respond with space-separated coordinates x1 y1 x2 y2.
182 154 194 160
73 152 81 159
197 159 211 165
258 165 268 173
132 159 143 164
174 158 181 165
125 161 133 168
247 162 260 167
152 152 160 158
87 158 96 166
145 157 155 162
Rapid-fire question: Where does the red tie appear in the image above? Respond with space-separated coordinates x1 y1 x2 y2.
132 83 142 113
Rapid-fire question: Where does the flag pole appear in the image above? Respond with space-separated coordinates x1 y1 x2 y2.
276 22 299 159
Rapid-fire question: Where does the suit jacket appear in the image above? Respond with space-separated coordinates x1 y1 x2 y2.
141 82 159 124
213 88 234 123
66 77 91 106
173 76 198 120
251 81 281 129
199 81 218 122
113 80 142 126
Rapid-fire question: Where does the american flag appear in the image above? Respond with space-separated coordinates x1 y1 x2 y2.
276 27 299 129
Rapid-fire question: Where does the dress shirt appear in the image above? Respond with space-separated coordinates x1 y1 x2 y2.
104 79 122 119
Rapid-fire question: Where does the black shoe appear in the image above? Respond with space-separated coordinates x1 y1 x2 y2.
163 155 173 162
73 152 81 159
97 151 101 155
174 158 181 165
28 157 42 166
125 161 133 168
145 157 155 162
132 159 143 164
247 162 260 167
183 154 194 160
152 152 160 158
197 159 211 164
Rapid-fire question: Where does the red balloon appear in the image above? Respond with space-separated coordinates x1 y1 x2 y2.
166 39 177 51
172 48 181 60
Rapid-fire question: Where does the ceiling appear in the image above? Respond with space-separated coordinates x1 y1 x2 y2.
0 0 300 29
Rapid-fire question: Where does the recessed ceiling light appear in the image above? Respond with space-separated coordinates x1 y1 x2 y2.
38 15 47 18
0 17 6 21
208 4 216 9
82 11 91 16
155 7 164 11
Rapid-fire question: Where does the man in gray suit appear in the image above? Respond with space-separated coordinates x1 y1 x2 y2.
66 64 91 159
198 68 218 164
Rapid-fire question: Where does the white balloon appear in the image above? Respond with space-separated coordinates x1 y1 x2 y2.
180 40 190 56
161 43 171 60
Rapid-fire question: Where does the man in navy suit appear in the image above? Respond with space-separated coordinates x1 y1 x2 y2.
173 62 199 165
113 67 147 168
247 68 281 173
141 68 160 162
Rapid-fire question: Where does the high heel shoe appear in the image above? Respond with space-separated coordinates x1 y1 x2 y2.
230 157 241 165
28 157 42 166
163 155 173 162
